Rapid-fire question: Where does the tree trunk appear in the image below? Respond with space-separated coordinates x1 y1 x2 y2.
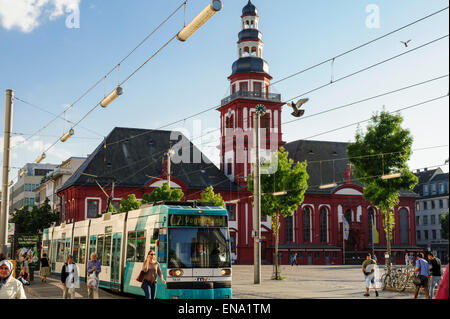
274 213 280 279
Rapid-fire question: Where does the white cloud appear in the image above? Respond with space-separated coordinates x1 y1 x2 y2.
0 0 81 33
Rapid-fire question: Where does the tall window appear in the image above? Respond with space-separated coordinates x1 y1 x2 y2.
431 200 435 209
226 204 236 221
261 114 270 129
345 209 352 223
424 201 428 210
368 208 375 243
320 207 328 243
239 82 248 92
399 208 408 244
423 185 429 195
417 231 421 240
431 215 436 224
432 230 437 240
254 82 262 96
439 200 443 209
423 216 428 225
285 215 293 242
424 230 429 240
303 207 311 243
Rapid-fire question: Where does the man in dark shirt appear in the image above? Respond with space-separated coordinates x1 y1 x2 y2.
427 252 442 299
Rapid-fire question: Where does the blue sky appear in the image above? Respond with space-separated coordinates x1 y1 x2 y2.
0 0 449 184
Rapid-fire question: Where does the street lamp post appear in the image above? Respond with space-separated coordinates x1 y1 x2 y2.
253 104 266 284
1 90 13 255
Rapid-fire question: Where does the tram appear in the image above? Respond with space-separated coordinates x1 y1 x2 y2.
42 202 232 299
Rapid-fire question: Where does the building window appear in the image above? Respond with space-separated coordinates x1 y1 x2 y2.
416 216 420 225
315 252 320 259
424 230 429 240
439 183 445 194
239 82 248 92
432 230 437 240
230 234 236 254
303 207 311 243
431 200 435 209
285 215 293 242
226 115 234 129
439 200 443 209
87 199 99 219
320 207 328 243
416 202 420 211
424 201 428 210
29 198 34 206
417 231 421 240
232 84 236 94
431 184 437 195
261 114 270 129
423 185 429 196
399 208 408 244
345 209 352 223
226 204 236 221
254 82 262 96
431 215 436 225
423 216 428 225
368 208 375 243
227 162 232 176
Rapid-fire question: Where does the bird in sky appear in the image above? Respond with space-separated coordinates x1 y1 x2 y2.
401 40 411 47
288 98 309 117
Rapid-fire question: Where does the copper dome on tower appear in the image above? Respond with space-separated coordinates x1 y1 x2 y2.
242 0 257 16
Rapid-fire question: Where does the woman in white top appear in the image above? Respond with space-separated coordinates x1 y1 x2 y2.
0 259 26 299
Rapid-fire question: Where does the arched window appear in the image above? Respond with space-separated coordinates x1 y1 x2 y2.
320 207 328 243
345 209 352 223
399 208 409 243
251 47 257 56
226 115 234 129
303 207 311 243
368 208 375 243
285 215 293 242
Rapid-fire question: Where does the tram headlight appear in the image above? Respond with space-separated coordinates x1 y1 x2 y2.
220 269 231 276
169 269 184 277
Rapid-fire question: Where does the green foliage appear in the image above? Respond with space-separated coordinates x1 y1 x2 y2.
141 182 184 204
347 111 418 256
441 212 449 240
347 111 418 212
198 186 225 207
107 202 116 214
118 194 142 213
10 198 59 234
248 147 309 223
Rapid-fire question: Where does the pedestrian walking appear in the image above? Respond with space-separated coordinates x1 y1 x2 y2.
362 253 379 297
293 252 298 266
434 265 449 299
405 253 410 266
17 267 30 286
87 253 101 299
413 252 430 299
427 252 442 299
0 259 26 299
139 250 166 299
61 255 80 299
39 252 50 283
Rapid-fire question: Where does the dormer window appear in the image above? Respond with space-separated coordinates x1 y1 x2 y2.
423 184 429 195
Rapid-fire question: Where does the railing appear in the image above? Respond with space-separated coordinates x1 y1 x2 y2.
221 90 282 106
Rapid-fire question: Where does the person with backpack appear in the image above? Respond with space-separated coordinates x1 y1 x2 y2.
414 253 430 299
362 253 379 297
427 252 442 299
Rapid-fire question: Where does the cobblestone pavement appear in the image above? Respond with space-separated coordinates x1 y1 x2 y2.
24 265 442 299
230 265 437 299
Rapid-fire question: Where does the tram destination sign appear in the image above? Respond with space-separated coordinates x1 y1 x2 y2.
169 214 227 227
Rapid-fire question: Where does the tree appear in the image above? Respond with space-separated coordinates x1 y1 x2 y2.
346 111 418 266
248 147 309 279
141 182 184 204
10 198 59 234
441 212 449 240
118 194 142 213
198 186 225 207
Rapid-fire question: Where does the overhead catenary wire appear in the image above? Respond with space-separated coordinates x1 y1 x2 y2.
105 33 449 149
19 8 450 163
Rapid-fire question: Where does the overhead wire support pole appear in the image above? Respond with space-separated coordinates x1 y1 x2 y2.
1 89 13 255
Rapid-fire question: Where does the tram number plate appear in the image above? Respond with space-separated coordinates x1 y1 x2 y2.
196 277 209 282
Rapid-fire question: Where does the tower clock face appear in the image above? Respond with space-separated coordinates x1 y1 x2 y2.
255 104 266 116
212 0 222 11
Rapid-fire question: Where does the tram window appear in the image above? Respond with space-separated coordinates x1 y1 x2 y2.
126 232 137 262
103 235 112 266
152 229 159 241
73 237 79 263
79 237 87 264
89 236 97 258
56 239 65 263
97 236 104 264
136 231 146 262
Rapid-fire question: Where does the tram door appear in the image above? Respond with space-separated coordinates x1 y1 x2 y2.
110 233 122 290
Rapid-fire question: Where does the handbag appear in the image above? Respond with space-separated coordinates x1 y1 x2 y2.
413 275 422 286
136 270 145 283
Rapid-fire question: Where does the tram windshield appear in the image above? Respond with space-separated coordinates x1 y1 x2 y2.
168 228 231 268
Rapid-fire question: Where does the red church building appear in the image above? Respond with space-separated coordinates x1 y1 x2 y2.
57 1 420 265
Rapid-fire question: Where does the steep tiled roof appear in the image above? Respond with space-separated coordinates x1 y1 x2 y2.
59 127 239 193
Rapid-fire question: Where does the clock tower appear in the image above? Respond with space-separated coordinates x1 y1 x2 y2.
218 0 285 185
